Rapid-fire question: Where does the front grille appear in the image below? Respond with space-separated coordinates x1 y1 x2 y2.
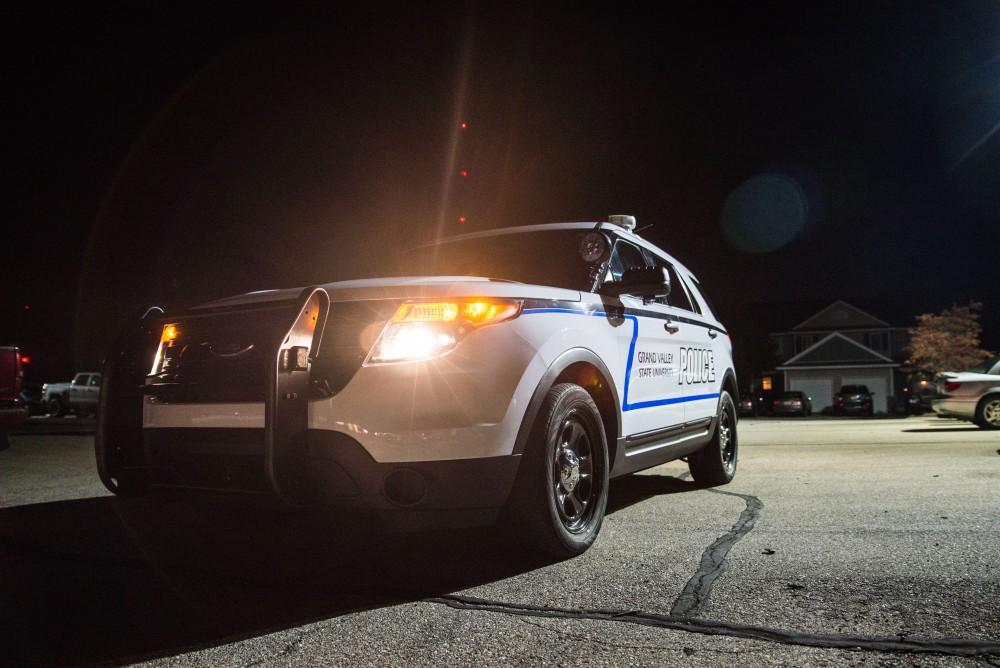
146 303 296 403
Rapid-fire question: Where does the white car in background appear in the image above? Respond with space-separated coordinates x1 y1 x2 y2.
932 355 1000 429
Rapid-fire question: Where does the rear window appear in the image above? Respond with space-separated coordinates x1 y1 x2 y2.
839 385 869 394
778 392 804 399
966 354 1000 374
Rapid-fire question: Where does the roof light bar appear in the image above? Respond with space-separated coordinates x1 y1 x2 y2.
608 214 637 230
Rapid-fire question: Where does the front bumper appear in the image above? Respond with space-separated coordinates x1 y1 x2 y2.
834 403 872 415
0 405 28 428
143 427 520 526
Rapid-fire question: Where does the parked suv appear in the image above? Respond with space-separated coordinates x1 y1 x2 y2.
833 384 874 416
97 216 739 557
1 346 29 449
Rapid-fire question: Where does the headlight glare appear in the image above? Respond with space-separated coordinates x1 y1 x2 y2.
367 299 521 365
369 323 457 364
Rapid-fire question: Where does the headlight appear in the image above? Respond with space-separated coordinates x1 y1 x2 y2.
365 299 521 365
150 323 181 375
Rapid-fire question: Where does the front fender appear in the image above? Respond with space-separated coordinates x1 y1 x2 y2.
512 347 621 456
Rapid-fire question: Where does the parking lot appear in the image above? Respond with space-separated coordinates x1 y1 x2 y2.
1 416 998 666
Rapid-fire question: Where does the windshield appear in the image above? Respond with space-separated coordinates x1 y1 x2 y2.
395 229 605 291
966 354 1000 374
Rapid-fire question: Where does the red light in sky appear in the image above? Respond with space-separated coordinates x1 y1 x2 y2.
460 122 468 129
458 215 467 224
20 356 30 364
23 304 29 311
460 169 468 177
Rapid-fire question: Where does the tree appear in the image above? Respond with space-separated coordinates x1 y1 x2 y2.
907 301 993 373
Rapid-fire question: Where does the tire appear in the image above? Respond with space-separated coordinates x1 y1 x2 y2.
506 383 609 559
975 395 1000 430
48 397 65 417
105 470 151 497
689 391 738 484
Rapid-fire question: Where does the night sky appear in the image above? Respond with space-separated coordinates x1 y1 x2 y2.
5 2 999 382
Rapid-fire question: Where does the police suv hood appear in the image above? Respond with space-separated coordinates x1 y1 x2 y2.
192 276 582 311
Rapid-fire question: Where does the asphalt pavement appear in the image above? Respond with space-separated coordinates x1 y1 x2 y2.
1 416 998 666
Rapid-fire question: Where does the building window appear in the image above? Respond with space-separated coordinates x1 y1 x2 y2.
865 331 888 352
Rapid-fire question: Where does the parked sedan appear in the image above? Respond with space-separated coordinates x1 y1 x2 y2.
833 384 874 416
772 391 812 417
932 355 1000 429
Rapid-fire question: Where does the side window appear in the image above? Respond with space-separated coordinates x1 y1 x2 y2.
73 373 89 385
90 375 101 387
642 251 696 312
605 239 650 282
687 276 717 320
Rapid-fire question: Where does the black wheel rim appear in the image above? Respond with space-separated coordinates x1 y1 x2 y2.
551 410 600 533
719 404 736 470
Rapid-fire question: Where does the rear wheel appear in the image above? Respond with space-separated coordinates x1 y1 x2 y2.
689 391 738 484
975 395 1000 430
506 383 609 558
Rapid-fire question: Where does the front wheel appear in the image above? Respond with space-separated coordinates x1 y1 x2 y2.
975 395 1000 430
689 391 738 484
506 383 609 558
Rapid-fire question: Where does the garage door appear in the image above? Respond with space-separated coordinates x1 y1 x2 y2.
841 374 888 413
789 378 833 412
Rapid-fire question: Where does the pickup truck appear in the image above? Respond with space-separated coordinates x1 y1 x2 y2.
42 372 102 416
1 346 29 448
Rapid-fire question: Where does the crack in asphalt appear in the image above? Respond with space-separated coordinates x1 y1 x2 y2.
518 617 764 656
421 472 998 660
427 594 1000 659
670 488 764 618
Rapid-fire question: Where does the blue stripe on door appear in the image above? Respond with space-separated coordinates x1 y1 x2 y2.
521 307 719 412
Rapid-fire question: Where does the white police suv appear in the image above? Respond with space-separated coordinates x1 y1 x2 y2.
97 216 739 557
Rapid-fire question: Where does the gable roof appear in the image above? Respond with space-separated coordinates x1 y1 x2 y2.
778 332 896 368
793 300 890 331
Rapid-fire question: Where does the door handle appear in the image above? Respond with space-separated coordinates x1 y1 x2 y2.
664 323 679 335
708 330 718 339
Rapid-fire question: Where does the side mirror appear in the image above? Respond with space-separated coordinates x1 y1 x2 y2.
602 267 670 301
